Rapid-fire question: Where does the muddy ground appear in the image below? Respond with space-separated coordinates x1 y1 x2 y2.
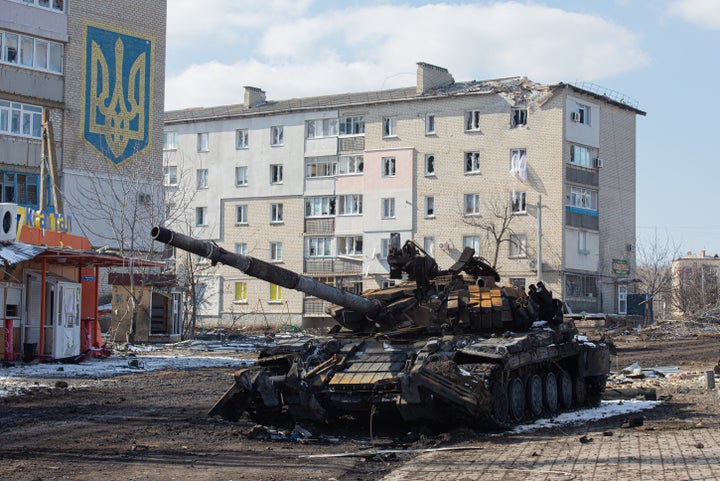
1 321 719 481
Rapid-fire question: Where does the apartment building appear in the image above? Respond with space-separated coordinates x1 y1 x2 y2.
163 62 645 327
0 0 167 248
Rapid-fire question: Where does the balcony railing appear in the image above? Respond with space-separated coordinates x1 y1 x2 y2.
305 218 335 235
304 257 362 274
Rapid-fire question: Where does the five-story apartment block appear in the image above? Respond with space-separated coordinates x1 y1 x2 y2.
163 62 645 327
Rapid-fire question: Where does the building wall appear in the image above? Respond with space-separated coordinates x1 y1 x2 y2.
164 68 642 326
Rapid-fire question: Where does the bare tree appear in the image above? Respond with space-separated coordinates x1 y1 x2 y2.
672 261 719 317
460 194 520 268
66 151 197 343
636 232 679 321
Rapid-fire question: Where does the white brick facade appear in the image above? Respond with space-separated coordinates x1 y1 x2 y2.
164 64 644 327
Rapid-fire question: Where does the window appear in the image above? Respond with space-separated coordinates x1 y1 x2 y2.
197 133 209 152
381 198 395 219
381 280 396 289
271 126 283 146
511 108 527 128
578 230 589 254
270 164 283 184
195 207 207 227
566 185 598 211
235 243 247 256
339 116 365 135
0 30 63 73
0 171 39 207
509 234 527 258
270 203 283 223
510 149 527 179
306 119 338 139
424 237 434 256
338 236 363 256
338 194 363 215
465 152 480 174
425 196 434 217
382 157 396 177
235 166 248 186
235 205 248 224
511 191 526 214
338 155 363 175
464 194 480 216
305 156 337 178
234 282 247 303
382 116 397 137
270 242 283 262
163 132 177 150
193 254 208 265
380 238 390 258
197 169 208 189
0 100 42 138
164 166 177 186
570 144 593 168
463 236 480 253
565 273 598 298
424 154 435 176
270 284 283 301
572 103 591 125
307 237 332 257
9 0 64 11
465 110 481 131
425 114 435 134
305 196 336 217
235 129 248 149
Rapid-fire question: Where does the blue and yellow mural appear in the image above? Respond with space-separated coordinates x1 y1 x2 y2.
82 23 154 166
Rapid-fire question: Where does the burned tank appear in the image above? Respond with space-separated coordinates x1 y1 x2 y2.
151 227 610 430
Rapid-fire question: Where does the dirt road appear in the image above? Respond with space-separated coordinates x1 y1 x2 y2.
1 323 718 481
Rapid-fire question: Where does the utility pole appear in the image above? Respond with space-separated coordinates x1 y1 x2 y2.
537 195 543 282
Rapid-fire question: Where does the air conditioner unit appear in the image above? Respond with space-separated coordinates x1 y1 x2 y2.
594 157 604 168
438 242 447 250
570 112 580 122
0 203 18 242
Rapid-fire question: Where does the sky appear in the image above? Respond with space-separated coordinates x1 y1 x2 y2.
164 0 720 259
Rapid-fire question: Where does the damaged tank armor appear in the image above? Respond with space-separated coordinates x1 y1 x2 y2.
152 227 610 430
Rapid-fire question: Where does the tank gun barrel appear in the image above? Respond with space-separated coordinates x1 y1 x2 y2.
151 226 383 317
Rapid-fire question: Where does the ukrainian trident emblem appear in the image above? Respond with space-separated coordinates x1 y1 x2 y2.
82 24 153 165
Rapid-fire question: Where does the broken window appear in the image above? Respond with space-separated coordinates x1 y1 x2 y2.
270 164 283 184
465 110 481 131
425 196 434 217
338 236 363 256
270 203 283 223
339 116 364 135
465 152 480 174
382 157 396 177
338 155 363 174
511 191 526 214
509 234 527 258
511 108 527 128
271 126 284 146
382 116 397 138
425 154 435 176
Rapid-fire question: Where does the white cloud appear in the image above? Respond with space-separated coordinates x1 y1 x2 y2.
165 2 650 110
667 0 720 29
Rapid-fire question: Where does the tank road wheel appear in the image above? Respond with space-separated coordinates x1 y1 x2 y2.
543 372 558 413
558 370 573 409
526 374 543 417
490 382 509 427
508 378 526 422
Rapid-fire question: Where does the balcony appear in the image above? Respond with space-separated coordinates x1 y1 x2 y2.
304 257 362 275
338 136 364 153
305 218 335 235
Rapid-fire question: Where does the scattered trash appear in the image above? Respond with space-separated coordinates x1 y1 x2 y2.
54 381 68 389
696 442 705 449
603 431 614 436
621 417 644 428
579 435 593 444
126 359 144 370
